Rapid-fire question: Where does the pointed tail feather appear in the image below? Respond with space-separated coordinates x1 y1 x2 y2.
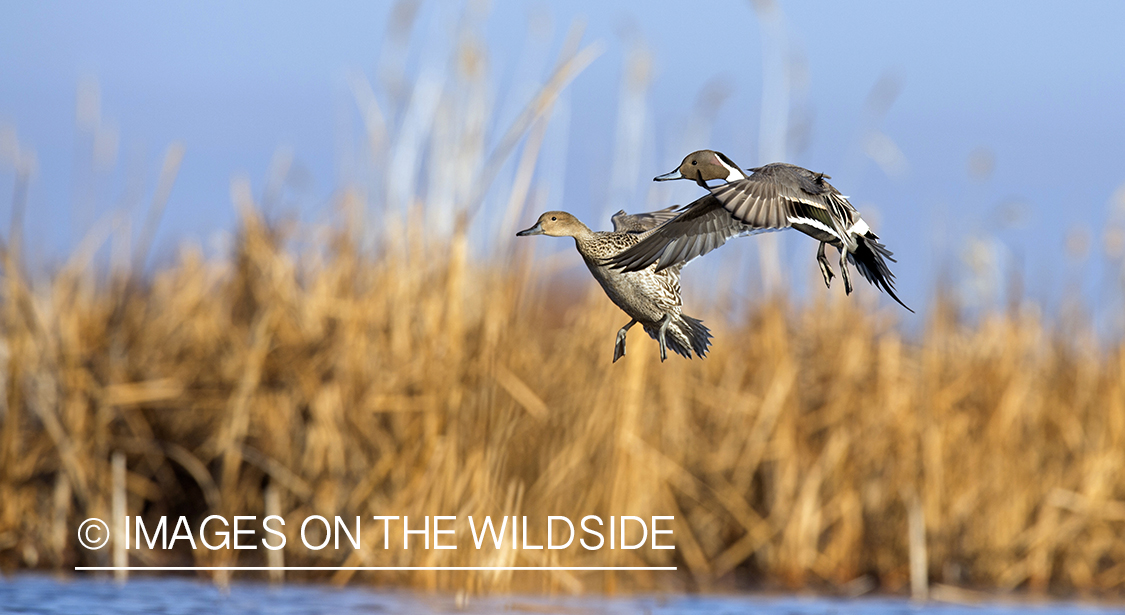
677 314 712 359
641 315 711 360
847 234 914 313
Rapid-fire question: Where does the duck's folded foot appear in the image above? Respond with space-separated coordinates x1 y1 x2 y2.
613 319 637 363
657 314 672 362
840 249 854 295
613 338 627 363
817 242 834 289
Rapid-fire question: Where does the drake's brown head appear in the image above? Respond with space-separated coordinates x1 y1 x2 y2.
516 211 591 238
655 150 746 184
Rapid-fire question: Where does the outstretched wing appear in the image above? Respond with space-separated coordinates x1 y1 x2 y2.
608 192 760 272
709 163 857 244
610 205 684 233
610 163 862 272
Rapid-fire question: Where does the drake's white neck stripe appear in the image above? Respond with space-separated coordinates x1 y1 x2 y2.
715 155 746 182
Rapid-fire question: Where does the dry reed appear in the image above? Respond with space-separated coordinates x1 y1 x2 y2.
1 3 1123 598
0 197 1123 596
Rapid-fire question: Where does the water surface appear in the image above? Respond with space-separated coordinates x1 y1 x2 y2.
1 575 1122 615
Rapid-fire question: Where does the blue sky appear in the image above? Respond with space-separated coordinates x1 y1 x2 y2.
2 1 1124 320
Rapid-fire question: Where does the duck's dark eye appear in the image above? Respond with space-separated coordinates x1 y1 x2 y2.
691 160 697 166
551 216 557 221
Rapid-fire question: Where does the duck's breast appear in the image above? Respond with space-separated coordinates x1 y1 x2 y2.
582 255 681 324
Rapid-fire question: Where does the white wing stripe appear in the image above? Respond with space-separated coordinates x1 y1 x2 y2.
788 215 841 240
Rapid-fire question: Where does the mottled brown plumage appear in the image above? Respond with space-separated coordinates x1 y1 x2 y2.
517 209 711 362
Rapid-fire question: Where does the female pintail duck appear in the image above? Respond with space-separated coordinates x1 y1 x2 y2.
517 208 711 362
610 150 912 312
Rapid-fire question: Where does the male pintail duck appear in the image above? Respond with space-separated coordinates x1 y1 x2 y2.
517 208 712 362
610 149 912 312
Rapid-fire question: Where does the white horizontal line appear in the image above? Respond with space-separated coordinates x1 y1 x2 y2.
75 566 677 571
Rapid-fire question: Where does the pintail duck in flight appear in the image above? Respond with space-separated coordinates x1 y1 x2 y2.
517 209 712 362
610 150 912 312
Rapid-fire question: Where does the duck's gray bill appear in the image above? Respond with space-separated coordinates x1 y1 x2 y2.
654 169 683 181
516 222 544 236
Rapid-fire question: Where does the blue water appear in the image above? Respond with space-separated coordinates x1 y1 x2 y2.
1 576 1122 615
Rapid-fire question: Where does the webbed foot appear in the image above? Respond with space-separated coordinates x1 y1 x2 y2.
613 319 637 363
817 242 834 289
657 314 673 362
840 249 853 295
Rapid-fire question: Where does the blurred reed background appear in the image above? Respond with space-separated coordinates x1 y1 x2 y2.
1 0 1124 599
